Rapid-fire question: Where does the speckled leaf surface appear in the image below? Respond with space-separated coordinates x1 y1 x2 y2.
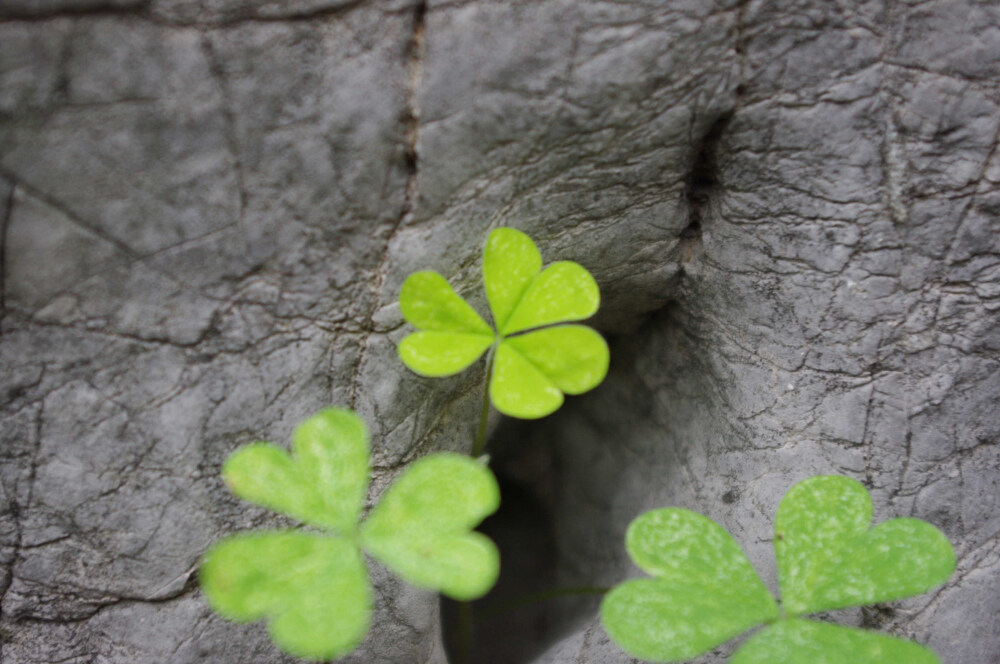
730 619 941 664
221 408 370 533
200 532 372 662
776 476 955 616
600 509 779 662
361 453 501 600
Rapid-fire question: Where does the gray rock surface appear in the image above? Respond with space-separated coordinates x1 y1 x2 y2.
1 0 998 663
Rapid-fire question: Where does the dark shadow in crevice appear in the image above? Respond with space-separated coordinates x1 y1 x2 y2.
440 313 679 663
440 465 603 664
679 111 731 267
439 113 734 657
437 294 722 662
686 111 732 228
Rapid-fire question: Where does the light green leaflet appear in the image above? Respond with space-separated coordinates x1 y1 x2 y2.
600 475 955 664
601 510 780 661
200 408 500 661
398 227 609 419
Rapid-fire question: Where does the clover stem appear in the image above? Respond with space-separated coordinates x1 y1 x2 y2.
471 346 495 458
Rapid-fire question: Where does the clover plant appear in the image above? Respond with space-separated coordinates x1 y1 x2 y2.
199 228 960 663
601 475 956 663
199 408 500 660
398 227 609 422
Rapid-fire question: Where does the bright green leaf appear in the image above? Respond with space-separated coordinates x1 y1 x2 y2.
504 325 609 395
501 261 599 336
397 230 607 420
776 476 955 616
200 532 372 661
361 453 500 600
490 340 564 419
222 408 369 533
600 509 780 662
490 325 609 418
483 227 542 331
399 271 492 335
398 330 494 377
730 618 941 664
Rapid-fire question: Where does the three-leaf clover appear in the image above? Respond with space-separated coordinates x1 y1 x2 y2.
600 475 956 663
199 408 500 661
397 227 610 419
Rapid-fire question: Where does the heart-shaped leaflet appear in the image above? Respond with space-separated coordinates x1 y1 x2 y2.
601 477 956 664
221 407 369 534
775 475 956 616
397 271 496 377
491 324 609 418
361 453 501 600
484 228 600 336
600 508 780 662
201 532 371 660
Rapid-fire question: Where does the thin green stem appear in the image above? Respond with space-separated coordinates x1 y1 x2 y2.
471 346 495 458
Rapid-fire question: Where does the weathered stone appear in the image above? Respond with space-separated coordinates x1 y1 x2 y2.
1 0 997 662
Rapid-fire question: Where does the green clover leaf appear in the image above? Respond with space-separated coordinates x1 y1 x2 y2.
200 408 501 661
361 453 500 600
600 475 955 664
601 509 780 661
200 532 371 660
221 408 369 534
775 475 956 617
398 227 609 419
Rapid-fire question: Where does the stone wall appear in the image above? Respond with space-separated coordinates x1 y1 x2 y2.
1 1 998 662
